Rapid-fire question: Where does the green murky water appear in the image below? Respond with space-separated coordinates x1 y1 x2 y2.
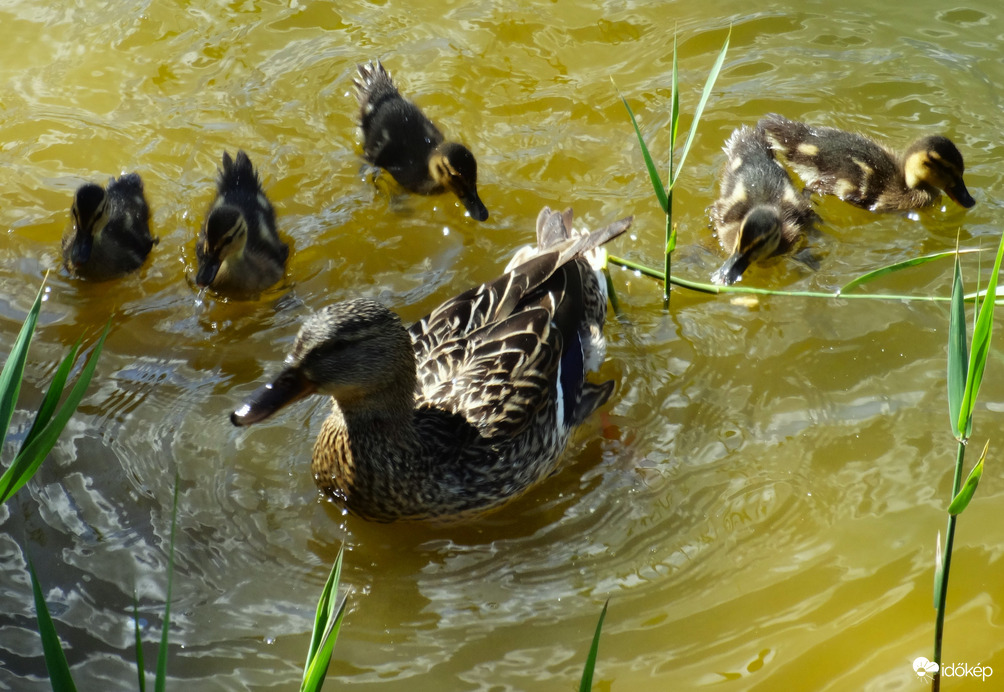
1 0 1003 689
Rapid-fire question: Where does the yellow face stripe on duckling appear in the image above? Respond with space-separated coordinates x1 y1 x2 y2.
204 210 249 260
797 143 819 157
71 189 108 238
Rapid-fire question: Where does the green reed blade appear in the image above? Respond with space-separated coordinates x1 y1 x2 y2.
0 321 109 505
668 29 730 194
933 530 943 610
613 83 669 214
27 553 78 692
301 546 346 691
154 477 179 692
957 230 1004 439
841 248 983 295
947 253 968 440
301 596 347 692
134 591 146 692
948 440 987 515
668 33 679 181
19 339 81 454
578 600 608 692
0 280 45 452
604 268 621 317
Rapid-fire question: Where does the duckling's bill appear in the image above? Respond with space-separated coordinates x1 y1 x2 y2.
712 251 751 286
232 367 317 426
457 187 489 221
946 179 976 208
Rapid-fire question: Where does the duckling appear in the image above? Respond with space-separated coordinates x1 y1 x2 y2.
195 151 288 297
710 125 820 285
354 60 489 222
62 173 156 280
758 113 976 212
231 207 631 522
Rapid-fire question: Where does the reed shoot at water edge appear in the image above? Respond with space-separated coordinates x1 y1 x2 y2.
930 229 1004 691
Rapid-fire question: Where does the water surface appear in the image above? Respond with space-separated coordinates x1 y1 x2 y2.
1 0 1003 689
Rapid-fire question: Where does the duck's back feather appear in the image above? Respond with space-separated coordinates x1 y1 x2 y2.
410 210 630 439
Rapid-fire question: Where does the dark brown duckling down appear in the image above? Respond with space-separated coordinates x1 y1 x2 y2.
63 173 156 280
759 113 976 212
355 60 489 222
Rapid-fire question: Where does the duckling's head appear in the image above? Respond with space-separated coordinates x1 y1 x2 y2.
69 183 108 266
712 206 784 286
196 206 248 287
431 142 489 221
231 299 415 426
903 136 976 208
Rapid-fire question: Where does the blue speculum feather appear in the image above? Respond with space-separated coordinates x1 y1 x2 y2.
559 333 585 426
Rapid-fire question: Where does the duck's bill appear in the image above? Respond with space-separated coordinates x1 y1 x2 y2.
195 261 220 288
231 367 317 426
945 180 976 208
69 235 93 266
711 252 749 286
459 191 489 221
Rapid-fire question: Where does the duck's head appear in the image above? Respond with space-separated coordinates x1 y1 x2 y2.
431 142 489 221
232 299 415 426
196 206 248 287
903 136 975 208
712 206 784 286
69 183 108 266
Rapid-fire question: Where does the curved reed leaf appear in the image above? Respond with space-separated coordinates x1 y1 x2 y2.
614 84 668 214
948 440 988 515
840 248 982 295
947 253 968 440
301 546 347 692
0 321 110 504
27 553 78 692
578 600 609 692
154 477 180 692
669 28 730 193
957 230 1004 438
0 279 44 452
134 593 146 692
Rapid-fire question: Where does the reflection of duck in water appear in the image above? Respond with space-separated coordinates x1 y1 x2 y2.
354 60 489 221
758 113 976 212
232 207 631 521
710 125 819 285
63 173 156 280
195 151 288 297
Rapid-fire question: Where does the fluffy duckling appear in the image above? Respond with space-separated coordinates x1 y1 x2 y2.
758 113 976 212
231 207 631 521
710 125 820 285
195 151 288 297
354 60 489 222
62 173 156 280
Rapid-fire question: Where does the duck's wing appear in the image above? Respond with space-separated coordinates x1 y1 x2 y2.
409 213 631 437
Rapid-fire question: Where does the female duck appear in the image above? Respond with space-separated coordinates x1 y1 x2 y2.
354 60 489 222
758 113 976 212
195 151 288 297
63 173 156 280
710 125 819 285
232 207 631 521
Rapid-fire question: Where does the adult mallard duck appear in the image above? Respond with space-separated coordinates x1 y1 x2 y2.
195 150 289 297
354 60 489 222
710 125 820 285
62 173 156 280
758 113 976 212
231 207 631 521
